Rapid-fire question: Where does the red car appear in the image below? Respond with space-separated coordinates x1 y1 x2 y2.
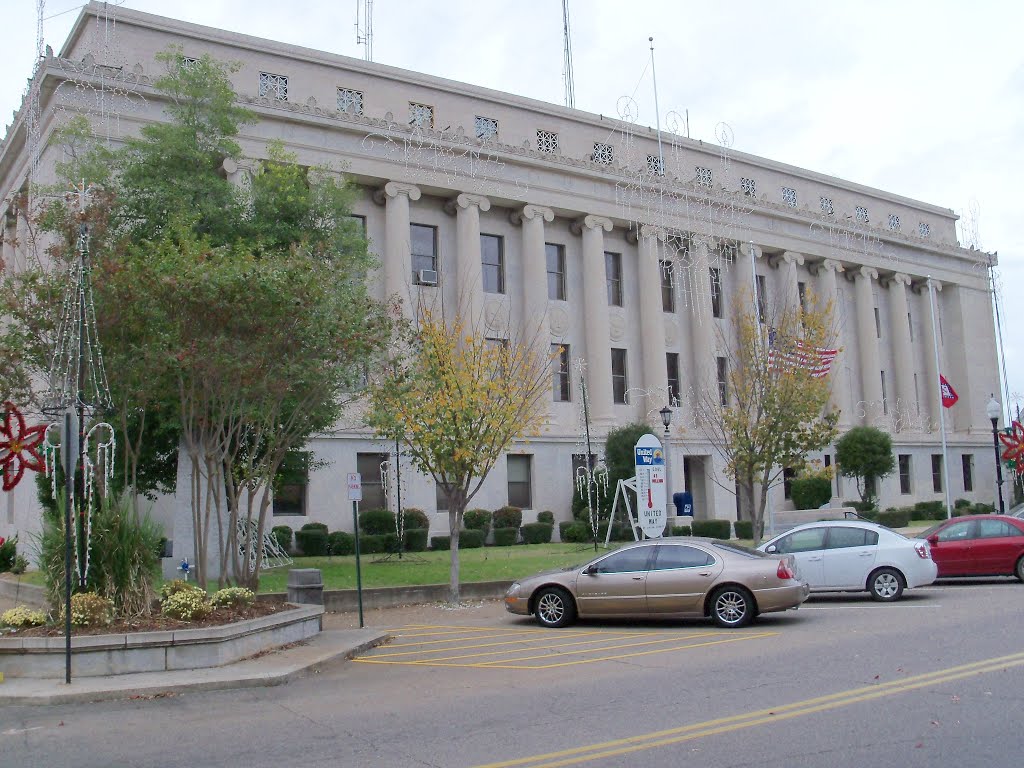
920 514 1024 580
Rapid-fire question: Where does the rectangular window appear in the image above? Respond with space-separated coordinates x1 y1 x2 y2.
756 275 767 323
436 481 448 513
666 353 680 406
962 454 974 492
932 454 943 493
611 348 628 404
605 251 623 306
717 356 728 406
409 102 434 128
481 233 504 294
798 281 808 314
783 467 797 500
357 452 388 510
552 344 570 402
880 371 888 414
546 243 566 300
411 223 438 283
507 455 533 508
660 260 675 312
259 71 288 100
899 455 912 494
273 451 309 516
474 115 498 140
348 214 367 236
337 87 364 115
710 267 723 318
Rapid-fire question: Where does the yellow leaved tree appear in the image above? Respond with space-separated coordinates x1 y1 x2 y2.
366 309 552 602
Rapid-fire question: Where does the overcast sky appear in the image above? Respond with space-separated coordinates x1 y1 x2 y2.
3 0 1023 420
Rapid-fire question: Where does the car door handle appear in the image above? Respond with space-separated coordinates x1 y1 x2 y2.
807 556 823 562
859 552 874 557
698 571 712 577
632 576 644 581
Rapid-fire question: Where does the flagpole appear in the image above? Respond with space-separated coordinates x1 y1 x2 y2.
927 277 953 519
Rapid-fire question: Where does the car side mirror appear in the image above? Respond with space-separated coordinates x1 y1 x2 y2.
765 544 778 554
584 564 598 576
927 535 938 545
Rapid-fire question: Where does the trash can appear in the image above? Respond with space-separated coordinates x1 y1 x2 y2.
287 568 324 606
673 491 693 518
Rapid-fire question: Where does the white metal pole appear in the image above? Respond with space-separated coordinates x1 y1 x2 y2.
649 37 664 173
927 277 953 519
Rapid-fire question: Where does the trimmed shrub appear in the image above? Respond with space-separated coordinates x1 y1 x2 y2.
160 579 196 600
327 530 354 556
733 520 754 540
692 519 731 540
63 592 113 627
670 525 691 537
402 508 430 531
210 587 255 608
914 501 946 520
430 535 451 551
271 525 293 553
295 528 328 556
492 527 518 546
537 511 555 525
161 588 211 621
300 522 328 533
876 509 910 528
493 506 523 530
790 476 832 511
460 529 485 549
1 605 47 628
560 522 590 543
464 509 492 533
0 535 18 572
521 522 554 544
972 502 996 515
359 534 385 554
360 509 395 536
10 555 28 575
954 498 972 509
404 528 429 552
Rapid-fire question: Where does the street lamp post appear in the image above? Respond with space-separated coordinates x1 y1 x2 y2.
986 395 1006 514
660 405 673 520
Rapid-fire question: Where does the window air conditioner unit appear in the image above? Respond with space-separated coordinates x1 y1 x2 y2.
418 269 438 286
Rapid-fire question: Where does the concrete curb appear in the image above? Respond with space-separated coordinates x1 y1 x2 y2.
259 580 513 612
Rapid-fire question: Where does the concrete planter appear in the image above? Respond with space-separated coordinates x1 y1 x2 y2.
260 580 513 613
0 603 323 679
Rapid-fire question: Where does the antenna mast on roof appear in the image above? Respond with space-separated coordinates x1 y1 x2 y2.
355 0 373 62
562 0 575 109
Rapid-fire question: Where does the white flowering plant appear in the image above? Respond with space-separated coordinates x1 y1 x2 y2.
210 587 255 608
1 605 47 628
161 588 212 621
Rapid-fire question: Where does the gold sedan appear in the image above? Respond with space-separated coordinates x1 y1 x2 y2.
505 537 809 629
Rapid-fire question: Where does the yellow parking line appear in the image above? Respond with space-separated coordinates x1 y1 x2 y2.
469 650 1024 767
370 630 611 658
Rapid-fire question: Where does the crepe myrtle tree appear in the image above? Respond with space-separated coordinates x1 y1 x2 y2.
835 426 895 508
367 307 553 603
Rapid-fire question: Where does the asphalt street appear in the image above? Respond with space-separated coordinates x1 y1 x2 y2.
3 579 1023 767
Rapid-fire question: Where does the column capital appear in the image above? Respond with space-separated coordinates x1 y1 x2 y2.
739 242 762 259
374 181 422 205
782 250 804 266
570 214 613 236
808 258 844 276
639 223 665 241
890 272 912 287
456 192 491 212
926 277 943 292
855 265 878 281
510 204 554 226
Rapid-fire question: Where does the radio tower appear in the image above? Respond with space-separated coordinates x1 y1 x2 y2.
355 0 373 61
562 0 575 109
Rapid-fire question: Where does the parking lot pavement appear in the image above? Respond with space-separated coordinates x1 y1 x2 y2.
322 597 512 630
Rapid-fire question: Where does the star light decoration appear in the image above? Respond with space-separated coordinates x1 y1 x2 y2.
998 421 1024 476
0 402 47 491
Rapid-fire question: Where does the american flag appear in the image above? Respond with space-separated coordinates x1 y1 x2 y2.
767 331 837 379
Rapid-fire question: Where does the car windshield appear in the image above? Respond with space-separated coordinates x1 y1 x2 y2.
918 523 945 538
713 541 767 558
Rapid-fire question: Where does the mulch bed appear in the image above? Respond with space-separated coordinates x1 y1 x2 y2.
5 601 286 637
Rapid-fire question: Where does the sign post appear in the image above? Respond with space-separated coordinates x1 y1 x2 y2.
633 434 667 538
347 473 364 628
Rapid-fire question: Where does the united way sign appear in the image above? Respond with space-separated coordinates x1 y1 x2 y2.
634 434 667 538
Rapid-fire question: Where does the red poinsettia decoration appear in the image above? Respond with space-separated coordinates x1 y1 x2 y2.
999 420 1024 476
0 402 47 491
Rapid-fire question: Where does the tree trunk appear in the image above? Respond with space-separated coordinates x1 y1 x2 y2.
447 490 466 604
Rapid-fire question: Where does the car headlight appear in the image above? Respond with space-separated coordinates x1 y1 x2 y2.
506 582 521 597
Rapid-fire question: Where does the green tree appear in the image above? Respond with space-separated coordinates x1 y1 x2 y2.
572 422 651 541
696 288 839 543
835 426 895 508
366 309 551 603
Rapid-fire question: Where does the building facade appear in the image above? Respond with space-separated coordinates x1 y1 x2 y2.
0 3 1003 548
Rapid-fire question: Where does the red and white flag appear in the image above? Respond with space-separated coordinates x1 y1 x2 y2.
767 336 838 379
940 375 958 408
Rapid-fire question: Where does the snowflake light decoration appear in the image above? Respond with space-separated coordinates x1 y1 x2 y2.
0 402 47 491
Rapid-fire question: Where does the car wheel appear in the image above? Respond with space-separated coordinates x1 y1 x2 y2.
534 587 576 628
1015 556 1024 584
710 586 753 628
868 567 904 602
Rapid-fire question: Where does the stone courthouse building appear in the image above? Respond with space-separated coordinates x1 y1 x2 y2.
0 3 1003 546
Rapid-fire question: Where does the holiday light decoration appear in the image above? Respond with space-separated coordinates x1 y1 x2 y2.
0 402 47 491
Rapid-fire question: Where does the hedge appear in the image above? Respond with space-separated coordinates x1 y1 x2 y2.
914 500 946 520
404 528 429 552
360 508 396 536
460 529 485 548
492 527 518 546
300 522 328 533
271 525 293 553
359 534 386 554
327 530 354 556
559 521 589 543
402 508 430 530
464 509 492 532
875 509 910 528
692 519 731 540
670 525 691 536
733 520 753 539
295 528 328 556
537 511 555 525
430 536 451 551
790 476 832 511
493 506 523 529
521 522 554 544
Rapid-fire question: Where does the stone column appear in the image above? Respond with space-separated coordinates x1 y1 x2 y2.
577 214 615 424
515 204 554 340
781 251 804 317
690 238 718 403
382 181 421 315
922 278 945 429
887 272 916 428
816 259 851 425
638 225 669 400
454 193 490 332
1 211 15 272
854 266 883 424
